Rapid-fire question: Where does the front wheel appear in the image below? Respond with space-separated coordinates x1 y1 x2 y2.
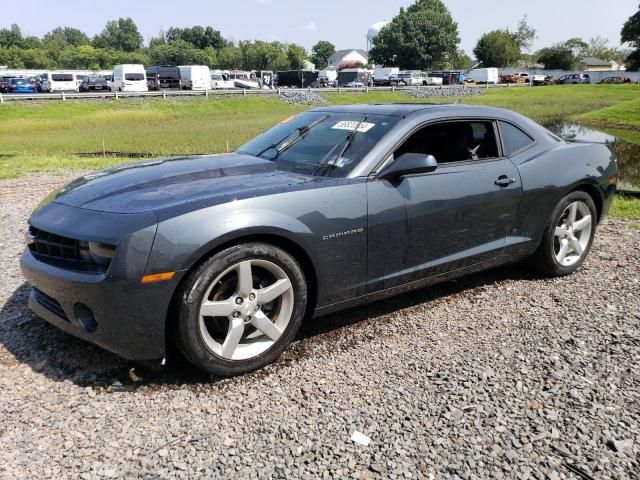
174 243 307 376
532 191 597 276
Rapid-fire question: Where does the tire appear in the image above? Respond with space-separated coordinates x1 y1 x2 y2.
174 243 307 376
532 191 597 276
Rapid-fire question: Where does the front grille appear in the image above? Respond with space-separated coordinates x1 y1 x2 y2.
33 288 69 322
27 227 110 273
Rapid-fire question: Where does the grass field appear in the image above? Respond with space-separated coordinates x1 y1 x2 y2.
0 85 639 218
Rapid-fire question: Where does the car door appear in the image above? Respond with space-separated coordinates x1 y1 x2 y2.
366 119 523 293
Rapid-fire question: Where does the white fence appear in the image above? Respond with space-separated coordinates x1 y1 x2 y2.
0 83 535 103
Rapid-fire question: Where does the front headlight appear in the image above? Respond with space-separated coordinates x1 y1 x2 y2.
78 241 116 266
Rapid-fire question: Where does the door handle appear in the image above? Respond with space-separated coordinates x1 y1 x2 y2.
495 176 516 187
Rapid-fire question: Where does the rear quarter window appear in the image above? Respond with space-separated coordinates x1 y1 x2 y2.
499 121 535 156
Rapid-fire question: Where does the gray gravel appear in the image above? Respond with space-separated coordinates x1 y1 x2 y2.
1 173 639 479
279 90 329 106
404 86 486 99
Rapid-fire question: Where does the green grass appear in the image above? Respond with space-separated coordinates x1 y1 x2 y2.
578 97 640 129
1 85 640 180
462 84 640 126
609 196 640 219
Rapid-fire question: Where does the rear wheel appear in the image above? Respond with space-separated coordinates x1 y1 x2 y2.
532 191 597 276
175 243 307 376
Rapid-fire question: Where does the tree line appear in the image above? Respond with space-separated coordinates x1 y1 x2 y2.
0 19 326 71
369 0 639 71
1 1 639 72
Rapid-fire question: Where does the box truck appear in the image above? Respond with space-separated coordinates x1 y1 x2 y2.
467 68 499 85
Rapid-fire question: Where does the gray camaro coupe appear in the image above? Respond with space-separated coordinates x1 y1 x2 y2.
21 104 617 376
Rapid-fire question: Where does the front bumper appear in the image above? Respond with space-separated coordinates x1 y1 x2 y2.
20 201 179 360
21 250 179 360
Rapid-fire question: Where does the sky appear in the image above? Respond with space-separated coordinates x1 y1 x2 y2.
4 0 638 55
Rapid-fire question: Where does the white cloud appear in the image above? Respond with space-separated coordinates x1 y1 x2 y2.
301 21 317 32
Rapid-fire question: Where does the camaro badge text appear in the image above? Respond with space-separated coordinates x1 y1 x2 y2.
322 228 365 241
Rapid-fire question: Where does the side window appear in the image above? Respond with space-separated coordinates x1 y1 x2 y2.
499 121 535 156
395 121 499 164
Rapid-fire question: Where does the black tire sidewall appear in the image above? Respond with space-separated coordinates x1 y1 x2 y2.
176 243 307 376
538 191 597 276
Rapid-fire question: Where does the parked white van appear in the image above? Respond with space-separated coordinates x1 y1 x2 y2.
179 65 211 91
42 72 78 93
112 64 148 92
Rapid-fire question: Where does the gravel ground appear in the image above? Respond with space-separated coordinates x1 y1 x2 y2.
0 173 639 479
279 91 329 106
404 86 486 99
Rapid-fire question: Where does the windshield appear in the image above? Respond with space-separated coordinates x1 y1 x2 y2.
52 74 73 81
125 73 145 81
237 111 399 177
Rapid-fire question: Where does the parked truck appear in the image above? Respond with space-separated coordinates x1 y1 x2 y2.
372 67 400 86
466 68 499 85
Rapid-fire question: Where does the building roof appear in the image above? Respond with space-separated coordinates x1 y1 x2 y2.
581 57 612 66
328 49 369 63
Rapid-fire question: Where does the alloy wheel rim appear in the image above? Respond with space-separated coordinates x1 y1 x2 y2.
553 201 592 267
198 259 294 361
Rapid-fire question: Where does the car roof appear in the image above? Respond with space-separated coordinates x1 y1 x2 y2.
310 103 519 119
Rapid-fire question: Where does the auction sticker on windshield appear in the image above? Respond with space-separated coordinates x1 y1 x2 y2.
332 121 376 133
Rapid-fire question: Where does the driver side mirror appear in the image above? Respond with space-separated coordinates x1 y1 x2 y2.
378 153 438 180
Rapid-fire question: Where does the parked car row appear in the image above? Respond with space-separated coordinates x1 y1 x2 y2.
2 67 637 95
0 65 276 95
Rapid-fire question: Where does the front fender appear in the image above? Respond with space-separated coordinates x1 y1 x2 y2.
145 180 369 308
147 207 315 275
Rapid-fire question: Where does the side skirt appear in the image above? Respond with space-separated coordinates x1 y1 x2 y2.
313 255 510 318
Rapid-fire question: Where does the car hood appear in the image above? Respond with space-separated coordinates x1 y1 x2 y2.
48 153 323 216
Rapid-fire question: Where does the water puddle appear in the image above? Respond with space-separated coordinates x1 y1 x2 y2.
545 121 640 193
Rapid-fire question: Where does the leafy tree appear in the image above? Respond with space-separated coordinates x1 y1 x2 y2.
148 36 165 49
370 0 460 69
0 24 23 48
149 39 208 66
473 30 521 67
622 4 640 70
43 27 90 47
450 49 473 70
93 18 143 52
20 48 55 69
23 36 42 49
514 15 537 51
310 40 335 69
558 36 618 61
165 26 226 50
217 45 242 69
582 36 618 60
564 37 589 58
0 47 25 67
286 44 308 70
536 44 577 69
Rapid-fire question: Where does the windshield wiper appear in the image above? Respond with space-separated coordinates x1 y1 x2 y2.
254 114 329 160
314 115 368 176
